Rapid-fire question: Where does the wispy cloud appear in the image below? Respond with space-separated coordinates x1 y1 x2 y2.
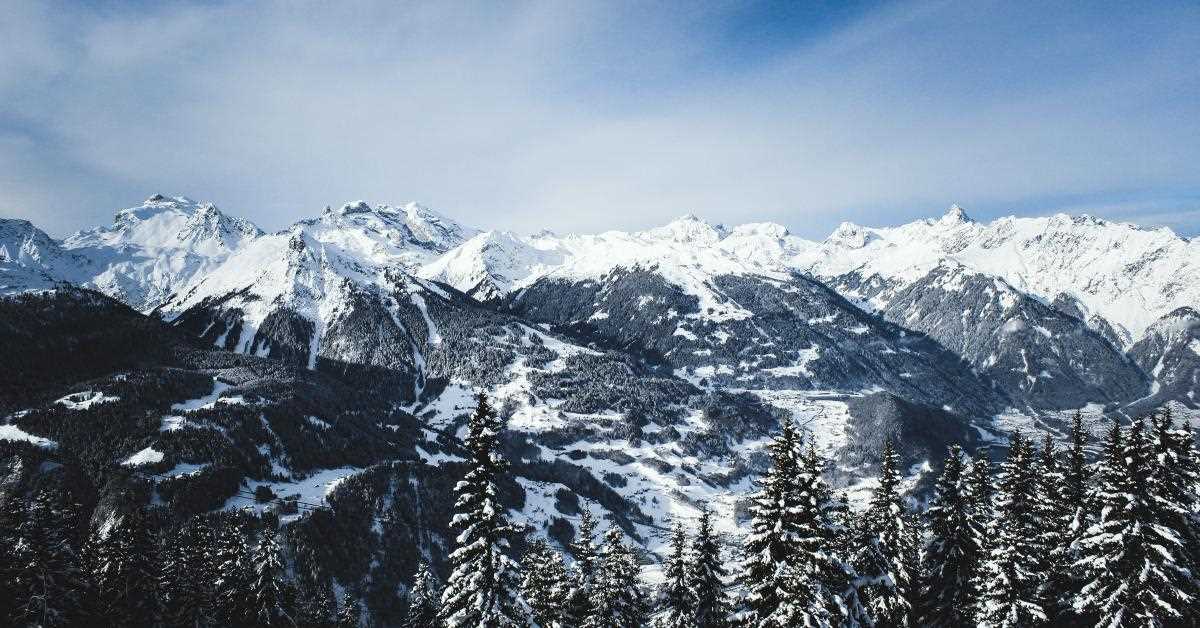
1 0 1197 237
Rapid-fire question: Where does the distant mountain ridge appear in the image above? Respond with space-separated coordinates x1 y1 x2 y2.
3 196 1198 415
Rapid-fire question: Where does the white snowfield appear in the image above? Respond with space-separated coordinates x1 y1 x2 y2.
423 204 1200 345
3 195 263 311
153 200 477 368
0 424 58 449
55 391 121 410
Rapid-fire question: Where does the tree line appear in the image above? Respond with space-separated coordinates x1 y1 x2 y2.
426 397 1200 628
4 393 1199 627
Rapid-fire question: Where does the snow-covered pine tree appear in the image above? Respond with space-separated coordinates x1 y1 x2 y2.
801 441 871 628
1064 411 1091 522
961 451 994 624
585 526 647 628
520 539 568 628
213 514 254 626
688 507 729 628
406 559 442 628
250 525 294 627
1149 406 1200 614
655 522 693 628
437 392 529 627
17 487 85 627
735 418 804 625
854 440 915 628
337 591 362 628
974 432 1048 628
186 517 219 624
920 445 979 627
1060 410 1091 607
1073 419 1197 626
156 530 188 628
0 492 28 624
1033 433 1073 623
565 508 600 624
299 577 338 628
91 505 158 627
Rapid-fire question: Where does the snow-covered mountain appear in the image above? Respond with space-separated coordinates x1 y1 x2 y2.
1129 307 1200 408
4 194 1199 627
794 205 1200 347
0 218 89 292
0 195 263 310
423 207 1197 409
5 195 1200 445
62 195 264 311
158 201 478 376
830 262 1149 410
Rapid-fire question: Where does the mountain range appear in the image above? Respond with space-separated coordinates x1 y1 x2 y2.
2 194 1197 617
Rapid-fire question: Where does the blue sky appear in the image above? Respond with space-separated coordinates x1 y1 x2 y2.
1 0 1198 238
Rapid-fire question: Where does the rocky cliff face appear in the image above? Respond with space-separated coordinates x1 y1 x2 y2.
829 263 1149 410
1129 307 1200 408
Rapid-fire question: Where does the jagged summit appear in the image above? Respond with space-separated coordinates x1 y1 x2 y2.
646 213 729 243
940 204 972 224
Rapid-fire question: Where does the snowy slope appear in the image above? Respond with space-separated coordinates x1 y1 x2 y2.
419 230 563 301
0 219 92 292
1128 307 1200 408
61 195 263 311
792 205 1200 345
159 201 480 378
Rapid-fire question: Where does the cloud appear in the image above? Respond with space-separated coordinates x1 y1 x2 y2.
0 0 1197 237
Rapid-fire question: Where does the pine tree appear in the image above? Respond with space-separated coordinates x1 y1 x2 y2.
735 418 804 625
737 422 866 627
688 507 729 628
406 559 442 628
521 539 568 628
213 514 254 626
1073 419 1197 626
250 525 294 627
1063 411 1092 524
920 446 980 627
437 392 529 627
1149 406 1200 609
655 522 693 628
975 433 1048 628
156 530 187 628
566 508 600 623
0 492 28 625
801 441 871 628
91 506 159 627
854 440 915 628
17 487 85 627
585 526 648 628
1033 433 1073 623
337 591 362 628
300 577 338 628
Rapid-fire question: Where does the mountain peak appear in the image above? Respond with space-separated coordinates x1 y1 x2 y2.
648 213 728 243
940 204 972 225
826 221 873 248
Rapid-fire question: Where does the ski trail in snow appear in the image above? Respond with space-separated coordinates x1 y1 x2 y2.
409 292 442 345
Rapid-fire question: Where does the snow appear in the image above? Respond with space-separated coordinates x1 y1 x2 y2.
409 291 442 345
122 446 165 466
223 466 364 521
60 196 263 311
0 424 58 449
791 208 1200 345
763 345 821 378
55 390 120 410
